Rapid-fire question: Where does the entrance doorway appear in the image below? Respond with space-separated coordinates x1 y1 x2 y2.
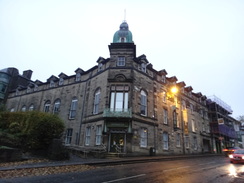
109 133 125 153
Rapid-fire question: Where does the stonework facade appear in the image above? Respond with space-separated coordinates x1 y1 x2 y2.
6 21 235 156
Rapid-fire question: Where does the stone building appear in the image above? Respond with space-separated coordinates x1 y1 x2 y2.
6 21 213 155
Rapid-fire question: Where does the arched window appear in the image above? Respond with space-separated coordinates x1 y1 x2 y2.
21 105 26 112
53 99 61 114
29 104 34 111
121 37 125 42
163 132 169 150
140 90 147 116
69 97 78 119
44 100 51 113
93 89 100 114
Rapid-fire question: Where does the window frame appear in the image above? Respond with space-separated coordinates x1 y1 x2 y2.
69 98 78 119
176 133 181 147
53 99 61 114
162 91 166 103
117 56 125 66
140 128 148 148
110 85 129 112
163 132 169 150
21 105 26 112
98 63 103 72
59 78 64 86
140 90 147 116
185 136 190 148
141 63 147 73
85 127 91 146
29 104 34 111
75 73 81 82
163 108 168 125
93 89 100 114
50 80 55 88
44 100 51 113
192 119 196 132
193 136 197 150
65 128 73 145
95 125 102 145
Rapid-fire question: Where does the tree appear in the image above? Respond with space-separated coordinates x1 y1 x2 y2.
0 111 65 152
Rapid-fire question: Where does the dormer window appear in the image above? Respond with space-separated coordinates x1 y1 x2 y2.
141 63 146 73
27 86 31 93
34 85 38 91
76 73 81 82
98 63 103 72
50 80 55 88
162 75 166 83
15 89 19 96
59 78 64 86
117 57 125 66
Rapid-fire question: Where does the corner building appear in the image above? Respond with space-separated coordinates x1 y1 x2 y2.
6 21 212 155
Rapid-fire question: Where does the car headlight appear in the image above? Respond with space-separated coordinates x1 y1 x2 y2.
229 155 233 158
242 156 244 160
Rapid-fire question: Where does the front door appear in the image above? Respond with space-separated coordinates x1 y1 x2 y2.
110 133 125 153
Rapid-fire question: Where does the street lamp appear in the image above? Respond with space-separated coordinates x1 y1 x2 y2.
171 86 178 94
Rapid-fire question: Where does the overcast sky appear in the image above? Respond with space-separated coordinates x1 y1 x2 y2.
0 0 243 118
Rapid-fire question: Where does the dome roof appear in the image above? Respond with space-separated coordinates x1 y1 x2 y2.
113 21 133 43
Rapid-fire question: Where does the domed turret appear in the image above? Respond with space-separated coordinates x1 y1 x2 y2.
113 21 133 43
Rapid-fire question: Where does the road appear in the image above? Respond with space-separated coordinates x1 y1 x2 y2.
1 156 244 183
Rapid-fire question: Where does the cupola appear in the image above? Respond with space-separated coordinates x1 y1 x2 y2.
113 21 133 43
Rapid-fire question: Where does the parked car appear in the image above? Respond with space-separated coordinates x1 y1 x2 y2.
223 147 241 157
229 149 244 164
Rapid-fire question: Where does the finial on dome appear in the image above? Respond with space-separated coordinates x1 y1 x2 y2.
112 11 133 43
124 9 126 22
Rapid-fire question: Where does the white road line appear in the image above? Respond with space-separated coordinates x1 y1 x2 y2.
176 166 190 169
198 162 216 166
102 174 146 183
163 166 190 172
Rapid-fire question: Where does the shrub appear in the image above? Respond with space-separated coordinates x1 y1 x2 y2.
0 111 65 152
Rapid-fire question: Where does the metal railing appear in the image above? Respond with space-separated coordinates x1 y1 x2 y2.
103 108 132 118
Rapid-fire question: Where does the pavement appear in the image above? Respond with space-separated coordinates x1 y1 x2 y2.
0 153 222 171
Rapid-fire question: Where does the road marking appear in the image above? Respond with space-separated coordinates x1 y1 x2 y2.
198 162 216 166
102 174 146 183
176 166 190 169
163 166 190 172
